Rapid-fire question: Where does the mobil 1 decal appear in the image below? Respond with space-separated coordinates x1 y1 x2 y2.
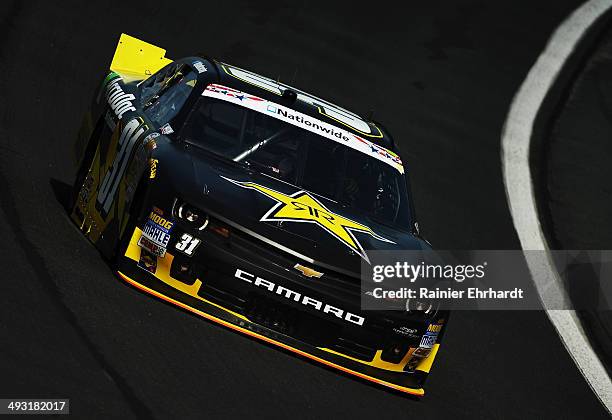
97 117 148 216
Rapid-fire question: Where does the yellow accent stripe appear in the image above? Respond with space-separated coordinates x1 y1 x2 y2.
318 347 413 372
117 271 425 397
321 343 441 374
318 112 383 138
221 64 282 96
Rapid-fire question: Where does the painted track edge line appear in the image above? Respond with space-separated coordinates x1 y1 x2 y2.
501 0 612 413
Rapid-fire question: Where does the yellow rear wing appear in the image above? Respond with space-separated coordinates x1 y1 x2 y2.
110 33 173 80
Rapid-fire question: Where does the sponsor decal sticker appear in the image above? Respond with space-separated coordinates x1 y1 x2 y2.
105 75 136 120
144 132 160 142
138 249 158 273
419 322 443 349
149 159 158 179
160 123 174 135
193 61 207 74
137 235 167 258
222 177 394 262
392 326 419 337
137 209 174 257
144 132 159 151
427 323 443 333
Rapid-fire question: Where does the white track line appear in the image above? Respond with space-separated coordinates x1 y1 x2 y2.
501 0 612 413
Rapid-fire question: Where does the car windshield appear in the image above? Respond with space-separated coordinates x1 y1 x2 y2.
181 97 411 229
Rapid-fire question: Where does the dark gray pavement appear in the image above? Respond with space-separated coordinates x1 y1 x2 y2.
544 16 612 382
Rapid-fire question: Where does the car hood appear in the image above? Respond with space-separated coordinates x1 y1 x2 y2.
168 146 429 275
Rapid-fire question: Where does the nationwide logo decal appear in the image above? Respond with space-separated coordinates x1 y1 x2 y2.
265 104 353 142
222 177 394 262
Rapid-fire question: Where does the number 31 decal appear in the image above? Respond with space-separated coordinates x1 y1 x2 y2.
175 233 201 255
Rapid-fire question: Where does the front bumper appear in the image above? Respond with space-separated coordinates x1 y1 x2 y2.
117 227 442 397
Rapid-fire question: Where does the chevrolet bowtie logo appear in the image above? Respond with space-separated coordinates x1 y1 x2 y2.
222 177 394 262
294 264 324 278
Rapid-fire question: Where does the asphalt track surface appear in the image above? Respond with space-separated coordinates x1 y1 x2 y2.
0 1 609 418
545 18 612 380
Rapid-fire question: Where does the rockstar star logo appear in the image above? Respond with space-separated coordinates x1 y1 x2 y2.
222 177 394 262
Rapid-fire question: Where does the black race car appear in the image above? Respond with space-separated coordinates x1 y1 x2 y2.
71 33 447 396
